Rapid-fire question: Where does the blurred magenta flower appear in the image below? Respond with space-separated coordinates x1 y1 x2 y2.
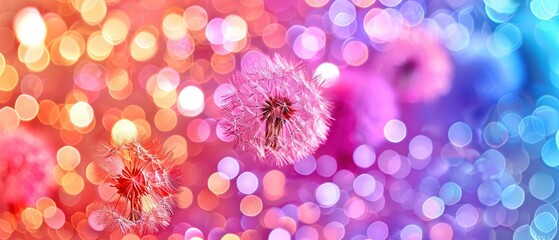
91 137 177 235
0 129 55 212
373 26 453 103
322 68 399 154
221 54 331 166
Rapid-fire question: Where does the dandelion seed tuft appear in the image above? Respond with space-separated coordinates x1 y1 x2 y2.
91 137 178 235
221 54 332 166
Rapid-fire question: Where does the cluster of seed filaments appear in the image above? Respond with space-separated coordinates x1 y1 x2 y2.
114 165 148 222
260 96 294 150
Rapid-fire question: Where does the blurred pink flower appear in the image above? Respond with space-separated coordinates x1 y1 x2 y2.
91 138 177 235
322 69 399 154
0 129 55 212
374 26 453 102
221 54 331 166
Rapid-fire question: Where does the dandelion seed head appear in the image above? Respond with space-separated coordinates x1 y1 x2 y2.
91 137 178 235
221 54 331 166
376 26 453 102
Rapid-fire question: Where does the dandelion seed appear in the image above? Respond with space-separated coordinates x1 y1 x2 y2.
221 54 331 166
91 137 178 235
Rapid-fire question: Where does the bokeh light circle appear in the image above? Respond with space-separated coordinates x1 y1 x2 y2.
353 145 376 168
422 196 445 219
237 171 258 195
483 122 509 148
315 182 340 207
409 135 433 160
217 156 240 180
501 184 525 210
456 204 479 228
178 85 205 117
384 119 406 143
367 221 389 240
519 115 546 144
529 172 555 200
353 174 376 197
439 182 462 205
448 122 472 147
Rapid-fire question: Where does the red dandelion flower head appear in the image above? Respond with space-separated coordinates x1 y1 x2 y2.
89 136 178 235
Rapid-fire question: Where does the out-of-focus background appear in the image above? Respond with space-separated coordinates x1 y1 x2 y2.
0 0 558 239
